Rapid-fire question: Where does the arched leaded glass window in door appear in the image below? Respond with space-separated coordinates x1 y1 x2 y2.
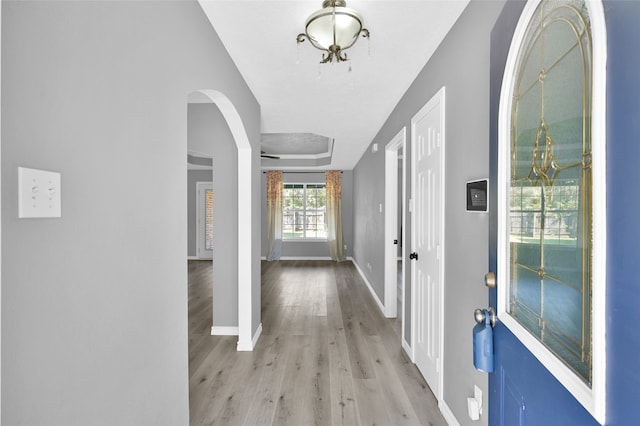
507 0 593 384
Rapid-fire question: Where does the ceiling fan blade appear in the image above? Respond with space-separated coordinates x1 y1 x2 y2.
260 151 280 159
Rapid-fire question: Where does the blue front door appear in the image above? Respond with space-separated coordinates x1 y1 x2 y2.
487 1 611 424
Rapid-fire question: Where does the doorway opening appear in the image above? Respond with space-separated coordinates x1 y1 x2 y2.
384 128 407 336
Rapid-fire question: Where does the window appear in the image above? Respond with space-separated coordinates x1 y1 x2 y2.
498 0 608 420
506 0 593 384
282 183 327 239
205 189 213 250
497 0 607 424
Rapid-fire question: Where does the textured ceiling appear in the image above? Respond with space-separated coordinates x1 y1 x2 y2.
261 133 332 156
198 0 470 170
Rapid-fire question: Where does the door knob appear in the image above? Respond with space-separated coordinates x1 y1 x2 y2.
409 252 418 260
474 307 496 328
473 307 495 373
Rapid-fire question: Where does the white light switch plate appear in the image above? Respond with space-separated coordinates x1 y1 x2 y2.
18 167 61 218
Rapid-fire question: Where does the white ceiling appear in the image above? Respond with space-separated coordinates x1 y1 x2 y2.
198 0 470 170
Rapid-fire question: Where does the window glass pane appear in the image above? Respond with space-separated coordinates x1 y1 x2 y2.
508 0 592 384
282 183 326 239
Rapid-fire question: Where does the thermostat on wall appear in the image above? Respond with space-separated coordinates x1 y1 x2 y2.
466 179 488 212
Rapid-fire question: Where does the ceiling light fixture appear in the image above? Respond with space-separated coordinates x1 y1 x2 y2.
296 0 370 65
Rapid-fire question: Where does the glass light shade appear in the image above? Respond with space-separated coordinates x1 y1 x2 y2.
305 7 364 51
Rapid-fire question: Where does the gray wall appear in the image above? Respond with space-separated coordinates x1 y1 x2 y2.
352 1 506 425
187 169 213 258
188 103 239 327
261 171 354 259
353 150 386 295
1 1 261 425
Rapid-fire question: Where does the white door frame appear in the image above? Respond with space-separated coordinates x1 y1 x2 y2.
196 181 213 260
384 128 406 320
410 87 446 401
1 2 4 417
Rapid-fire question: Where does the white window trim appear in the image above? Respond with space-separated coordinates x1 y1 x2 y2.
497 0 607 423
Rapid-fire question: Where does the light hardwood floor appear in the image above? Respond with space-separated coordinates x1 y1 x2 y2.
188 259 447 426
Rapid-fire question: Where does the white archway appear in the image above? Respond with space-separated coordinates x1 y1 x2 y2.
188 89 254 351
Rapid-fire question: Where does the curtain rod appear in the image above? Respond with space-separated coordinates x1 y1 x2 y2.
262 171 342 174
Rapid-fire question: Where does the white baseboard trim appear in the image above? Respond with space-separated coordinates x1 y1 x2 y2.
188 256 212 261
402 338 413 361
211 326 239 336
350 259 385 316
237 322 262 351
439 399 461 426
252 323 262 347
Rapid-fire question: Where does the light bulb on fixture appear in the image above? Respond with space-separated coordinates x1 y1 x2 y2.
296 0 370 65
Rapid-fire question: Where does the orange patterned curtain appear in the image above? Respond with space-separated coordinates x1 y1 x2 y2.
325 170 345 261
266 170 283 261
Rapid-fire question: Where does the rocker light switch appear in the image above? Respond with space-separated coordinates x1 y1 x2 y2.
18 167 61 218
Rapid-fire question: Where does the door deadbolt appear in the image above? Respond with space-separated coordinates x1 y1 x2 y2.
485 272 496 288
410 252 418 260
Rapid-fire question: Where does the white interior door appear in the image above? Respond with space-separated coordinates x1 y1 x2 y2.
411 87 445 399
196 182 213 260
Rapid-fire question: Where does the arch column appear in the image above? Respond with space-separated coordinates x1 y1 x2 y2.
190 89 256 351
